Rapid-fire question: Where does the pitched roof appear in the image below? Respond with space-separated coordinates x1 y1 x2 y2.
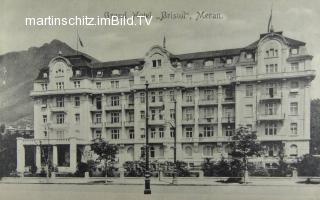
173 48 243 60
92 58 144 68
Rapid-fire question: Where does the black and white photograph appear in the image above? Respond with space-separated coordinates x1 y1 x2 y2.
0 0 320 199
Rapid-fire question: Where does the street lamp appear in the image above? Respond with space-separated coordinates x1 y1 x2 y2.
144 81 151 195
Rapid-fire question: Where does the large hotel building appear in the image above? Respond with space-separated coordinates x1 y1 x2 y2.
17 30 315 173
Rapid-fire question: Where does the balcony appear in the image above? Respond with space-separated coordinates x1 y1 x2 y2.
90 122 103 128
124 121 134 127
90 105 102 112
221 116 235 123
149 119 165 125
222 97 235 104
149 101 164 108
260 94 282 101
124 103 134 110
50 106 66 113
181 101 194 107
104 121 122 128
49 123 69 129
105 104 122 111
198 117 218 124
198 99 218 106
257 113 285 121
182 119 195 125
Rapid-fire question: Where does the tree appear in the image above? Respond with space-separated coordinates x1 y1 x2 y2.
90 138 118 180
311 99 320 154
230 126 261 181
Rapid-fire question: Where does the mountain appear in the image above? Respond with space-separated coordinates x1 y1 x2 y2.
0 39 92 126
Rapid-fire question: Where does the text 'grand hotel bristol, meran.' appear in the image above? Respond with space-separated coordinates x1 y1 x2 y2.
16 29 315 174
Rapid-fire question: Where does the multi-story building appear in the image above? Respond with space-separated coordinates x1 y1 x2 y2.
17 30 315 173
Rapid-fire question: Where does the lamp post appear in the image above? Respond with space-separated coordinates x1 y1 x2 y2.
144 81 151 195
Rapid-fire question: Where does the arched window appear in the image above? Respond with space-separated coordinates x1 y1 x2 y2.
127 147 134 161
150 147 155 158
185 146 192 157
290 145 298 157
203 146 213 157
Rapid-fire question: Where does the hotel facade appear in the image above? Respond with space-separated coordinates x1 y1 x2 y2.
17 30 315 173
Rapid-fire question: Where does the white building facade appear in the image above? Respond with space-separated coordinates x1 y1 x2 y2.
17 31 315 173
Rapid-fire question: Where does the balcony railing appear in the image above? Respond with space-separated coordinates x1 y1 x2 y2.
260 94 282 101
257 113 285 121
222 97 235 104
104 121 122 127
105 104 122 110
198 99 218 105
149 119 165 125
182 119 195 125
124 121 134 127
90 122 103 128
198 117 218 124
221 116 235 123
181 101 194 107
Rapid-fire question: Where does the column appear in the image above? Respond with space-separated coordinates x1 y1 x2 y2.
69 138 77 173
194 87 199 138
16 137 25 173
52 145 58 167
36 145 41 172
217 86 223 136
121 93 126 140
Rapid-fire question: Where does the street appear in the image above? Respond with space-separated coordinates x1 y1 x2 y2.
0 183 319 200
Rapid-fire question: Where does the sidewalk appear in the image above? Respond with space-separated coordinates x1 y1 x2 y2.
1 176 314 186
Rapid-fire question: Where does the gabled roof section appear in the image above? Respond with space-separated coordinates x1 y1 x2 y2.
92 58 144 69
173 48 243 60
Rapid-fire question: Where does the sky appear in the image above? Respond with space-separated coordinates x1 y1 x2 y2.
1 0 320 98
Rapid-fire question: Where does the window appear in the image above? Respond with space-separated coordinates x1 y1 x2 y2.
94 130 102 139
203 146 213 157
187 62 193 68
246 67 253 75
140 111 145 119
111 96 120 106
74 96 80 107
291 48 298 55
129 129 134 139
140 76 145 83
95 113 102 124
111 112 120 123
170 128 175 138
290 81 299 89
140 128 145 138
246 53 252 59
265 83 278 97
226 58 232 64
290 102 298 115
56 97 64 107
290 123 298 135
291 63 299 72
158 109 164 120
203 126 214 137
159 75 163 82
56 69 64 76
185 127 193 138
74 81 80 88
75 114 80 124
128 111 134 122
140 92 145 103
41 98 47 107
96 96 102 109
57 131 64 139
159 128 164 138
226 71 233 80
56 82 64 90
185 91 193 102
169 91 175 102
245 105 253 117
56 113 64 124
111 80 119 88
111 129 120 140
170 74 175 81
151 92 156 102
97 71 103 77
204 60 213 66
158 91 163 102
43 115 47 123
204 107 213 118
170 109 175 120
204 89 214 100
44 131 48 137
151 109 156 120
185 146 192 157
150 147 155 158
185 108 193 121
265 103 276 115
246 85 253 97
41 83 47 91
128 94 134 105
186 74 192 83
75 70 81 76
265 123 277 135
225 128 233 136
151 75 156 82
289 145 298 156
152 59 161 67
266 64 278 73
151 128 156 138
96 82 101 89
204 73 214 82
129 80 134 86
43 73 48 78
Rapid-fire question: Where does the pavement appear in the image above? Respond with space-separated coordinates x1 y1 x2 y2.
1 176 318 186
